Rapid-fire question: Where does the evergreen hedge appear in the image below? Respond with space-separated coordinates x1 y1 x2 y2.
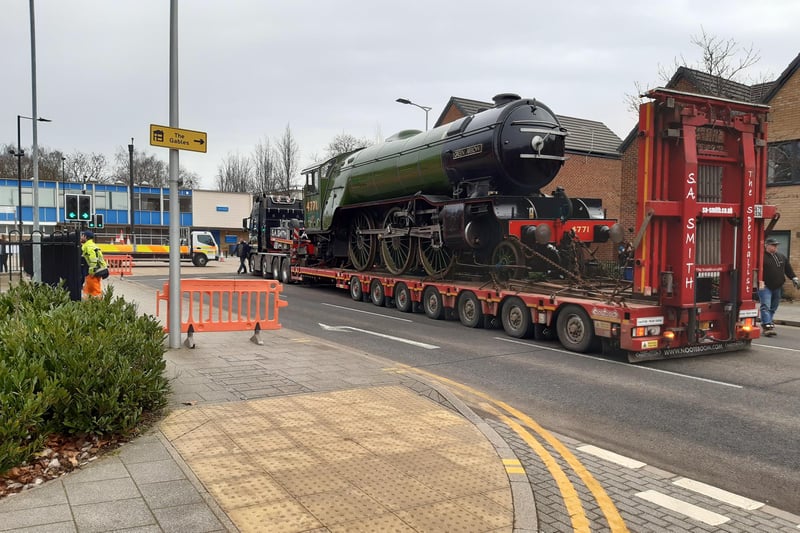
0 282 170 474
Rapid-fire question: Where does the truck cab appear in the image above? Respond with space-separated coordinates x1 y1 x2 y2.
186 229 219 266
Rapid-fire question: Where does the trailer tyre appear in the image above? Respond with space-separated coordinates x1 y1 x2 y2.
192 254 208 267
422 286 444 320
350 276 363 301
261 257 272 279
457 291 483 328
394 282 413 313
370 280 385 307
501 296 533 338
272 258 281 280
556 305 595 353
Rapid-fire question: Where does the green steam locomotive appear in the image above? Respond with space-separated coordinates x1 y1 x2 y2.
300 93 617 278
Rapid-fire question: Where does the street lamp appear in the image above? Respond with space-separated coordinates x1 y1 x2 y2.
396 98 432 131
9 115 50 238
128 138 135 239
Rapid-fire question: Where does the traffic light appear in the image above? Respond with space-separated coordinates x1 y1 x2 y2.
95 213 104 229
65 194 79 220
87 214 96 228
78 194 92 221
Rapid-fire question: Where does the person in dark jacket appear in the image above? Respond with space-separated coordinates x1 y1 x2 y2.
0 235 7 273
758 237 799 337
236 239 251 274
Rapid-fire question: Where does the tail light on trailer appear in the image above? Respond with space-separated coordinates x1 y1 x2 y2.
632 325 661 337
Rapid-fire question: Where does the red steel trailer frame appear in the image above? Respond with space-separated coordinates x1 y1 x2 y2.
261 89 775 362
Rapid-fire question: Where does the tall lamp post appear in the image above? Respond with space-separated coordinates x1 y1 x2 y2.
8 114 51 238
128 138 135 240
395 98 432 131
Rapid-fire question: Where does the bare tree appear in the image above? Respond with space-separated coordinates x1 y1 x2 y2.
109 147 168 186
252 136 279 193
275 124 300 193
179 169 200 190
215 152 253 192
109 146 198 188
64 151 109 184
324 132 371 160
2 146 65 182
625 27 764 114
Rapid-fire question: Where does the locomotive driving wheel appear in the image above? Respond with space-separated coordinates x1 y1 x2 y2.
380 207 417 275
348 212 377 271
418 237 455 277
492 238 526 280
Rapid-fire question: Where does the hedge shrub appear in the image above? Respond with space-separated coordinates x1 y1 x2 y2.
0 282 170 474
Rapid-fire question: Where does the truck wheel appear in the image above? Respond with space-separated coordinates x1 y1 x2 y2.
261 257 272 279
422 286 444 320
370 280 385 307
272 258 281 279
501 296 533 338
350 276 363 301
394 282 413 313
279 258 292 284
193 254 208 267
457 291 483 328
556 304 595 353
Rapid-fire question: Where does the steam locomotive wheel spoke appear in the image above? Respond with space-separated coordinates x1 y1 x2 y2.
492 239 525 280
348 213 377 271
418 238 455 277
381 208 417 275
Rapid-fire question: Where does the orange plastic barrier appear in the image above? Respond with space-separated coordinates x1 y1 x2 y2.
156 279 288 333
105 254 134 277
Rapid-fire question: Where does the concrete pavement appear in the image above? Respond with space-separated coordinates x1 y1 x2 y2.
0 273 535 532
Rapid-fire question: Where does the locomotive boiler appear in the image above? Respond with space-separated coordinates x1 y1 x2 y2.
301 93 618 278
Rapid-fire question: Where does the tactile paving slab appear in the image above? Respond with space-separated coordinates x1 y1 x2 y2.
162 385 513 532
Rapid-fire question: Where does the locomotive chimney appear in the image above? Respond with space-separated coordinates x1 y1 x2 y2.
492 93 521 106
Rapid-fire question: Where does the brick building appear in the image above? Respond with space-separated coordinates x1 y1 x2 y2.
619 54 800 295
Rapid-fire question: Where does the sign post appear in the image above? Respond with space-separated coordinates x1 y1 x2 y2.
149 124 207 153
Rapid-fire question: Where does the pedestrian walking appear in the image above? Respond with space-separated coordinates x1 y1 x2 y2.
759 236 799 337
236 239 251 274
0 235 8 273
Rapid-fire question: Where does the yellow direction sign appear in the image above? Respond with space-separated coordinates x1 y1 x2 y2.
149 124 207 153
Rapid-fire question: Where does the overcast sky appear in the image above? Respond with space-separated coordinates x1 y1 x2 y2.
3 0 798 189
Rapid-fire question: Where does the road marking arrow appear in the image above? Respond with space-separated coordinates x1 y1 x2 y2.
319 323 439 349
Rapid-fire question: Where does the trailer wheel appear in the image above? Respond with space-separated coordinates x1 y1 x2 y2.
279 258 292 284
501 297 533 338
394 282 413 313
422 286 444 320
370 280 385 307
457 291 483 328
192 254 208 267
272 257 281 279
261 257 272 279
350 276 363 301
556 304 595 353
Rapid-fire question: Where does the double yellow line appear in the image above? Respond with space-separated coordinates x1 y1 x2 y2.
405 366 628 533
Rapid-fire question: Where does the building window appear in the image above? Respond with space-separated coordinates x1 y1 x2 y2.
768 140 800 185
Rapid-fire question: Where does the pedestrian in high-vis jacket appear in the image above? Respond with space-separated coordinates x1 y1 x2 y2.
80 230 106 298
